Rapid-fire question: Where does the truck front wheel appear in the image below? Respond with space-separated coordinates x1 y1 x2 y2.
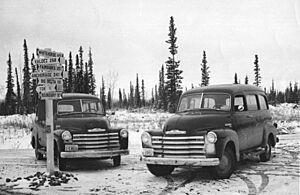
54 145 67 171
210 147 236 179
34 137 43 160
113 155 121 167
147 164 175 176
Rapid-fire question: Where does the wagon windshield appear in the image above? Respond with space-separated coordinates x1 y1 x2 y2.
178 93 231 112
57 99 104 115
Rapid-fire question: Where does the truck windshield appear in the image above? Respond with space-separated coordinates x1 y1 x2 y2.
57 99 104 115
178 93 231 112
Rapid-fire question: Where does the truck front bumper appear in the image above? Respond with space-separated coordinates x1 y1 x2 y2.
141 156 220 166
60 149 129 159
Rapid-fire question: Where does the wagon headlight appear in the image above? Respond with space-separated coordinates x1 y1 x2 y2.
141 132 152 147
206 131 217 144
120 129 128 138
62 131 72 141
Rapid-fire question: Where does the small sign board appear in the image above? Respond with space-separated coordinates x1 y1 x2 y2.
32 71 67 79
33 57 65 66
36 84 63 93
37 78 63 85
37 48 64 58
36 64 63 71
40 91 62 100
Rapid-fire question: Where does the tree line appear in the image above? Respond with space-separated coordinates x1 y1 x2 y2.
1 17 299 115
1 40 96 115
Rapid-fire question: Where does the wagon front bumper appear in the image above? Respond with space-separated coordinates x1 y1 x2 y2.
60 149 129 159
141 156 220 166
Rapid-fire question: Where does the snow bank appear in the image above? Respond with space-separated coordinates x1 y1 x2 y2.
0 104 299 149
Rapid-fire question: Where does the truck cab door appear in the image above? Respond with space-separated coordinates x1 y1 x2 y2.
232 95 256 151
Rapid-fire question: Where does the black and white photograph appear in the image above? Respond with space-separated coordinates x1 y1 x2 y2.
0 0 299 194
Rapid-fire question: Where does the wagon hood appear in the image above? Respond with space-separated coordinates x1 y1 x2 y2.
164 112 231 135
55 116 110 133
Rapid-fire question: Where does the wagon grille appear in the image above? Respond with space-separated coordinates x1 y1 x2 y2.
152 135 205 158
72 132 120 150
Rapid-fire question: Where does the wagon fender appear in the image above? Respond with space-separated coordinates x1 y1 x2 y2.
213 129 240 162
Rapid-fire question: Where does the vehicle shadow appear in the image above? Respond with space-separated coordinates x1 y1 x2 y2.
63 158 119 171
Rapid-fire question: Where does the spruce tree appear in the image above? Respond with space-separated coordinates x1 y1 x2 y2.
118 88 123 108
200 50 210 86
129 81 134 108
5 53 16 115
23 39 31 114
165 16 183 113
123 89 128 109
88 47 96 95
107 88 112 110
74 54 81 92
30 53 38 112
78 46 84 93
63 60 68 92
135 74 141 108
245 75 249 84
234 73 238 84
67 52 74 93
15 68 21 114
83 62 90 93
141 79 145 107
100 76 106 113
158 65 167 111
253 54 261 87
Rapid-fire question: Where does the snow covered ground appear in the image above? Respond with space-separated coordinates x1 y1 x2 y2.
0 104 299 194
0 104 299 150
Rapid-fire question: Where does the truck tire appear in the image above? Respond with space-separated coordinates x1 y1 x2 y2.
146 164 175 176
34 137 43 160
259 138 272 162
113 155 121 167
210 147 236 179
54 145 67 171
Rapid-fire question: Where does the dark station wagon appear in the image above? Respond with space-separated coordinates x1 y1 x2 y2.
31 93 129 170
141 84 278 178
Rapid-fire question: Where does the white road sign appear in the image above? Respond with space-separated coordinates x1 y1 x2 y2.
37 78 63 85
33 57 65 65
32 71 67 79
37 48 64 58
40 91 62 100
36 64 63 71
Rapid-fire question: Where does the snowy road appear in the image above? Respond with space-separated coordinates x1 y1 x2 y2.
0 131 299 195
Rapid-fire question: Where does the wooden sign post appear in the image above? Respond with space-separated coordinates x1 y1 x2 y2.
45 99 54 174
33 48 65 175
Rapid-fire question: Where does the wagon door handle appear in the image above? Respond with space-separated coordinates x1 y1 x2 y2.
246 115 254 119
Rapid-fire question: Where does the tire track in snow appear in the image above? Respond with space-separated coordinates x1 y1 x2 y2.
159 172 197 195
236 174 257 195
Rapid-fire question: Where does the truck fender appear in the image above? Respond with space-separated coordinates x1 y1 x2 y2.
213 129 240 162
262 122 277 147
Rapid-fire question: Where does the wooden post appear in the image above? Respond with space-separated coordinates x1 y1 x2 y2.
46 99 54 175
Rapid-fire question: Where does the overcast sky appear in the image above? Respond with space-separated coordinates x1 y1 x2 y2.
0 0 299 99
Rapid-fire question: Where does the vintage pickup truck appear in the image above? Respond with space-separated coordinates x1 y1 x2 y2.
31 93 129 170
141 84 278 178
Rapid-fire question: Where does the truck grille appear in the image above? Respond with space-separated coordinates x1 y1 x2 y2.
152 135 205 158
72 132 120 150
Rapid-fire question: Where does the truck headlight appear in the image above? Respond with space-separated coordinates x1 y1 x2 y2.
62 131 72 141
120 129 128 138
206 131 217 144
141 132 152 147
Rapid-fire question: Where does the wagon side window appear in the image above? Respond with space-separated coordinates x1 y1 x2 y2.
246 95 258 111
258 95 268 110
234 96 245 112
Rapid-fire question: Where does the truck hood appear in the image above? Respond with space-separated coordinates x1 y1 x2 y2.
55 116 110 133
164 112 231 135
